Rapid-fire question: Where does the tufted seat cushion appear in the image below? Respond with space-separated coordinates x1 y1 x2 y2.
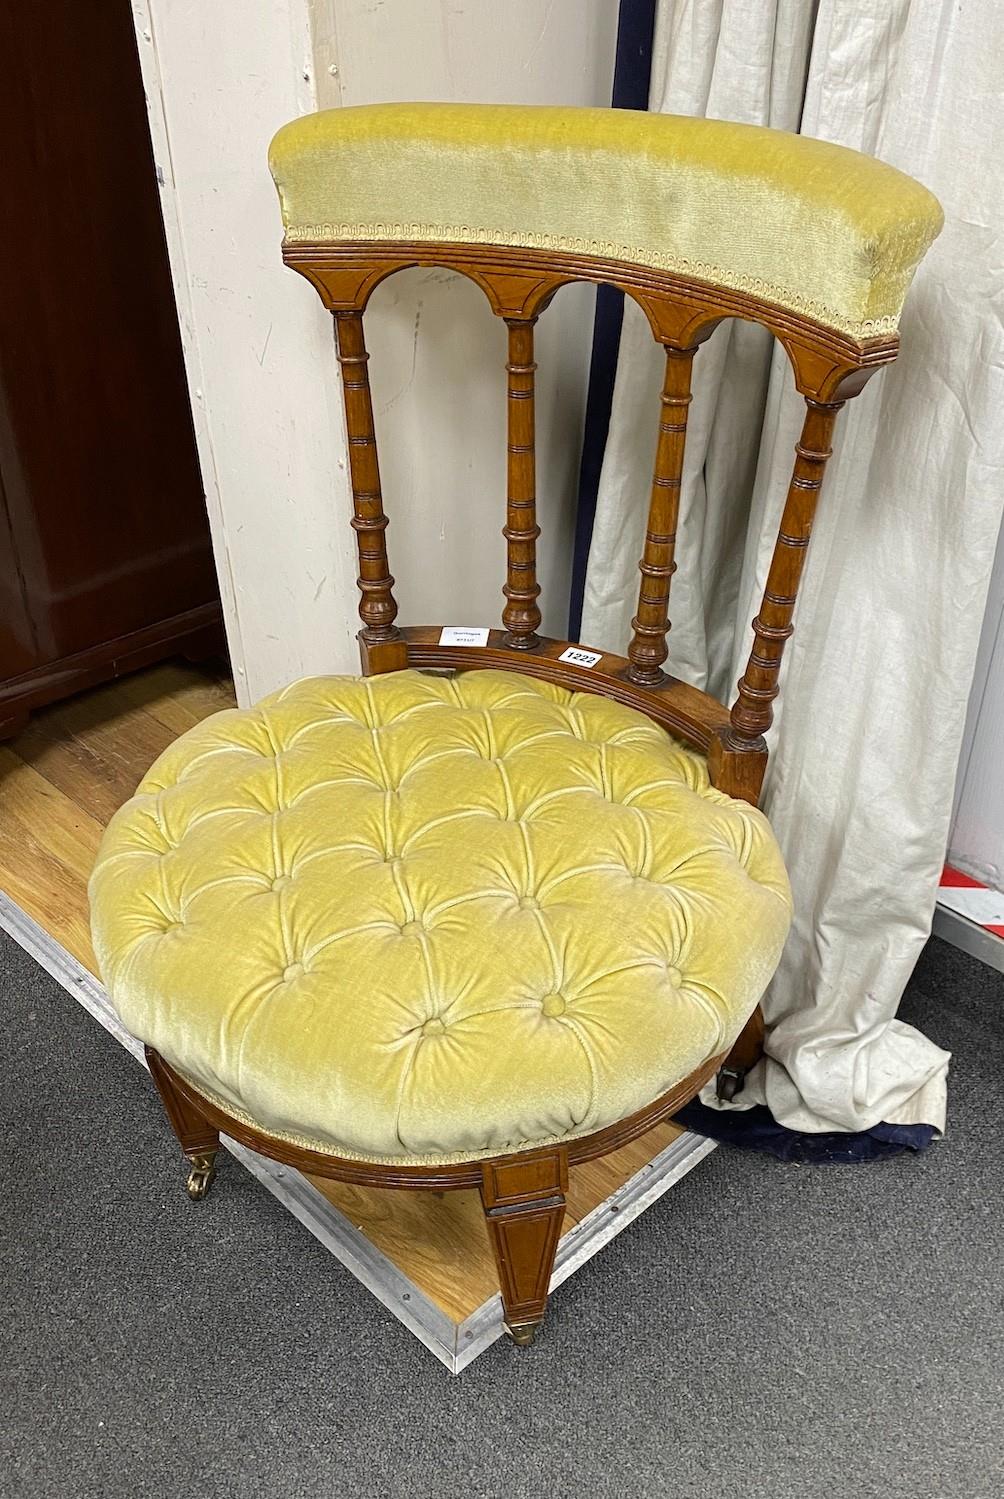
89 670 792 1165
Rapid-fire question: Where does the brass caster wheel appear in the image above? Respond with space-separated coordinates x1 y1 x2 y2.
716 1066 744 1103
186 1151 217 1200
507 1321 539 1348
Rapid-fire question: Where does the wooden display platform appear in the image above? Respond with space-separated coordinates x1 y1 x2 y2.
0 664 716 1371
310 1123 682 1327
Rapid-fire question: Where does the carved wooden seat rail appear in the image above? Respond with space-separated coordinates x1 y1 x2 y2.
285 236 893 808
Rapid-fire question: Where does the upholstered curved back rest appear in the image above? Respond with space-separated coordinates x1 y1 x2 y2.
268 104 942 805
270 103 941 341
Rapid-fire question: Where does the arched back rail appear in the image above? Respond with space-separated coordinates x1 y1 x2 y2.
270 104 943 805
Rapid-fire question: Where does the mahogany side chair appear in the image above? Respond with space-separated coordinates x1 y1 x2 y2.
89 105 942 1346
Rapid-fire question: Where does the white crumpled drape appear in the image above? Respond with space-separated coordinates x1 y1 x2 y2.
581 0 1004 1133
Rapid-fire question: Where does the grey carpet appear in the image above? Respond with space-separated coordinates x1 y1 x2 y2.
2 927 1002 1499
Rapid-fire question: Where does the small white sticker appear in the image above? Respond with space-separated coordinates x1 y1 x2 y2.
439 626 490 648
559 646 603 668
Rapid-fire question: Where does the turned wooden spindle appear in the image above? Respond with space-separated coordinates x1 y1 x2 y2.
626 346 697 685
333 311 401 647
727 397 843 751
502 318 542 649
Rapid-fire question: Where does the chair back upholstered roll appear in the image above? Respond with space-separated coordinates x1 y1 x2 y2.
269 102 943 340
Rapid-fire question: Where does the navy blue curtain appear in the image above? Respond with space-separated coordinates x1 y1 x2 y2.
567 0 657 641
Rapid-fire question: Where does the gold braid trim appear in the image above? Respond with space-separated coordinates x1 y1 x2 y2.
283 220 902 339
179 1067 606 1167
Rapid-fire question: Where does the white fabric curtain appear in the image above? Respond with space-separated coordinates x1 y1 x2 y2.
581 0 1004 1133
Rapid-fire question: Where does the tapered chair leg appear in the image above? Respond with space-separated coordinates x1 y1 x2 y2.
716 1003 765 1101
480 1148 568 1346
146 1048 221 1199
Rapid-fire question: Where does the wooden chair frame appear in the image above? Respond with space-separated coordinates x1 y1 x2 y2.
148 236 895 1345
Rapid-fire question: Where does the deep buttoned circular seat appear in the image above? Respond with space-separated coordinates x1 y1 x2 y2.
90 669 791 1164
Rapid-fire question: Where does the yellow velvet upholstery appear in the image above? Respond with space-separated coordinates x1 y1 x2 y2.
89 670 791 1165
268 103 943 340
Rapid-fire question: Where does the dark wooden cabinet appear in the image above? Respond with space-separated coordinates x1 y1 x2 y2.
0 2 223 737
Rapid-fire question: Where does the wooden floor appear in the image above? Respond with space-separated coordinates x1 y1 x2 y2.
0 662 681 1330
307 1120 679 1324
0 663 237 973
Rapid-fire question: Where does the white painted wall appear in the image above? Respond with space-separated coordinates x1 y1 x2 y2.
135 0 359 704
137 0 618 702
949 516 1004 891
